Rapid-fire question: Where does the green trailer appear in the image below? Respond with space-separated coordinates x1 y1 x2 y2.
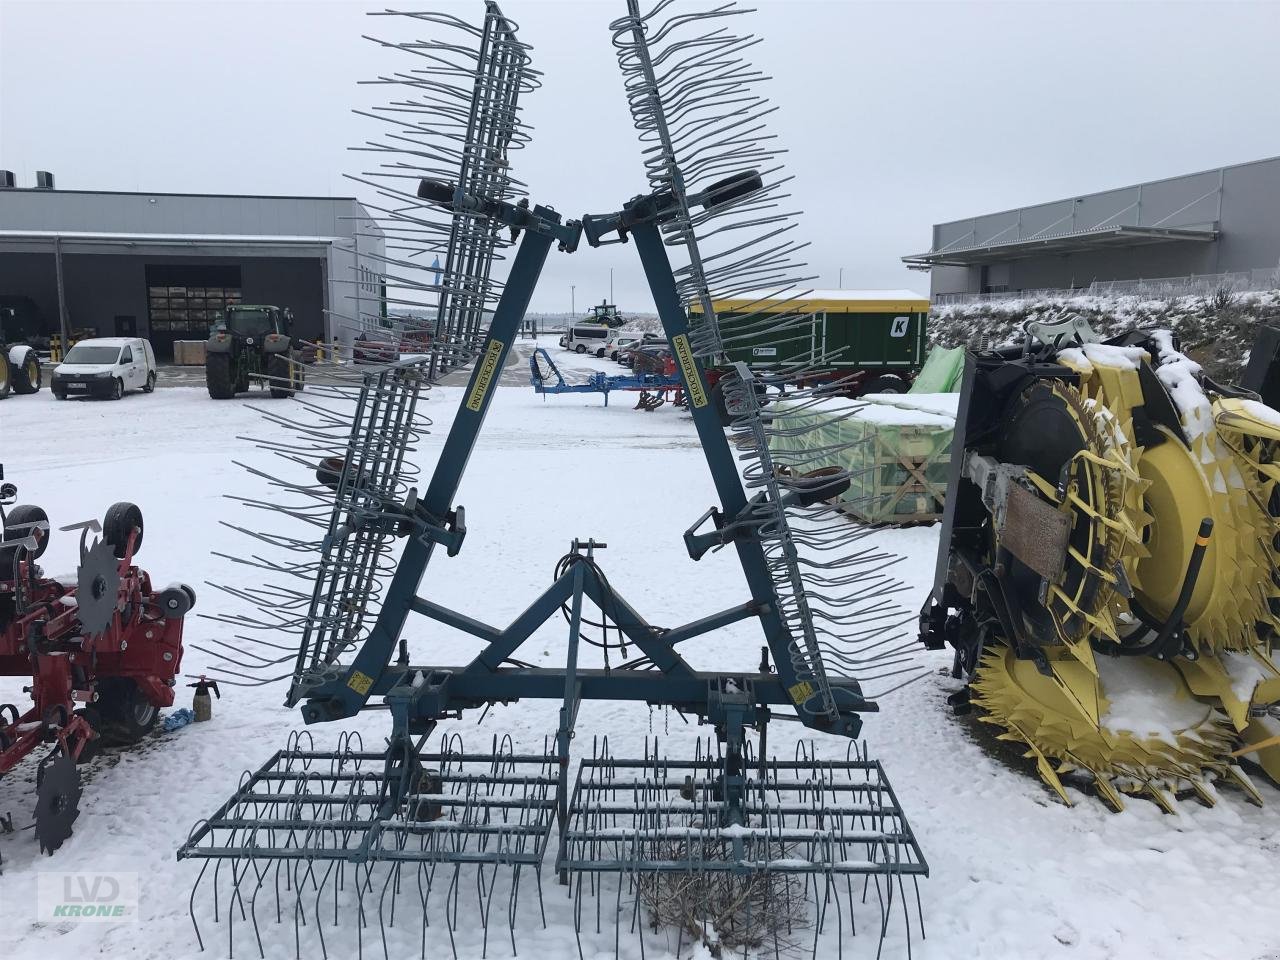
694 289 930 395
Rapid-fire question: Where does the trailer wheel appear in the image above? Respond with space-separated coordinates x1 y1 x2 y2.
10 347 41 394
3 504 50 559
206 353 235 399
95 678 158 746
102 501 144 559
156 585 193 618
0 352 11 399
861 374 907 395
268 353 296 398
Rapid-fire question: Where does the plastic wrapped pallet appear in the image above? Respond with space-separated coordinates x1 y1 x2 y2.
768 393 957 524
909 345 965 393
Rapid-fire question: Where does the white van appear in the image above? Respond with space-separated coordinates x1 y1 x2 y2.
563 324 620 357
51 337 158 401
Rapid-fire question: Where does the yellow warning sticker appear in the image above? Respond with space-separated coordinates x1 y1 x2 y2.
672 334 707 407
787 681 814 705
466 339 505 412
347 670 374 695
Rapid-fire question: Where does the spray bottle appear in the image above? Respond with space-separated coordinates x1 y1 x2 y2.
187 676 221 722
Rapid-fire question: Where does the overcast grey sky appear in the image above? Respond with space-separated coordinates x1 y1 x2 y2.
3 0 1279 311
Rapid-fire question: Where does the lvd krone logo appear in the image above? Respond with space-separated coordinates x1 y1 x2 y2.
38 871 139 922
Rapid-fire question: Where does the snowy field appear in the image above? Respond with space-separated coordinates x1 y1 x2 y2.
1 341 1278 960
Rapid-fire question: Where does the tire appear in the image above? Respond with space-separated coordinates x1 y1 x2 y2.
102 501 143 559
268 352 295 398
709 378 733 428
142 371 156 393
11 347 41 395
94 678 158 746
575 344 586 354
861 374 907 395
108 377 123 401
156 586 192 619
3 504 50 559
0 352 11 399
179 583 197 610
206 352 235 399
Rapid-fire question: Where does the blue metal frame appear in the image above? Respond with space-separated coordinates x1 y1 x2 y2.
528 347 681 405
296 186 873 754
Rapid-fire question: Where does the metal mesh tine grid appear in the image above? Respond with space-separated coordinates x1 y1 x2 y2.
179 732 559 960
340 3 538 377
560 737 927 960
198 360 432 694
610 0 926 718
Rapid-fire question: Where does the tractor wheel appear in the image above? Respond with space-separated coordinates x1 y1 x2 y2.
142 371 156 393
268 353 295 398
3 504 50 559
108 377 124 401
94 678 158 746
102 501 144 559
861 374 907 395
0 352 11 399
10 347 41 395
206 353 235 399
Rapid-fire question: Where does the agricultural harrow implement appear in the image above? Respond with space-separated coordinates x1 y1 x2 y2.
529 347 684 408
0 465 192 863
921 316 1280 811
180 2 927 957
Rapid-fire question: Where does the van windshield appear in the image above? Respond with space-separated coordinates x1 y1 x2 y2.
63 345 121 364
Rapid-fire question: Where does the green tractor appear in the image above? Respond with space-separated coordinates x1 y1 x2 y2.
205 305 305 400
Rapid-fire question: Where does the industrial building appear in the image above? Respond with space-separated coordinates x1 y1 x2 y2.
0 173 385 359
904 155 1280 299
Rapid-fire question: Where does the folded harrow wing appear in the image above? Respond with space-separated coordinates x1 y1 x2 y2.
920 315 1280 812
180 3 927 957
0 467 192 861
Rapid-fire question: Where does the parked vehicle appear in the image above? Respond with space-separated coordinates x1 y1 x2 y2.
610 331 645 362
206 305 304 400
585 300 627 328
564 324 622 357
0 305 42 399
691 290 930 423
617 333 665 367
51 337 156 401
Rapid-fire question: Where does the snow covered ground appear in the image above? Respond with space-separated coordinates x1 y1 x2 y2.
1 340 1278 960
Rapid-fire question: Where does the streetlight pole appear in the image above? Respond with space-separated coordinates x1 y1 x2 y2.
571 285 576 317
838 266 844 289
610 268 614 304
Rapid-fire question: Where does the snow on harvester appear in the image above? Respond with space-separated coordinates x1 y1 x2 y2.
0 465 192 858
920 314 1280 811
529 346 685 408
178 3 928 958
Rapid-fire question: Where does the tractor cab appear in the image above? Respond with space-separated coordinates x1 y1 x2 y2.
587 300 625 328
214 305 292 343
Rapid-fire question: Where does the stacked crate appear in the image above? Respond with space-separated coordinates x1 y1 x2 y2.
768 393 957 524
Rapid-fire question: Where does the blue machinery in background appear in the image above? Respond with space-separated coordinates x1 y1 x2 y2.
180 4 925 958
529 347 682 406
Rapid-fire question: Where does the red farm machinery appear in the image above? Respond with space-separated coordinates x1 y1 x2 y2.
0 464 192 858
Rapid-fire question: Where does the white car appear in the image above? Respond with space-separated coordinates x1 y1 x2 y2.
51 337 157 401
563 324 622 357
